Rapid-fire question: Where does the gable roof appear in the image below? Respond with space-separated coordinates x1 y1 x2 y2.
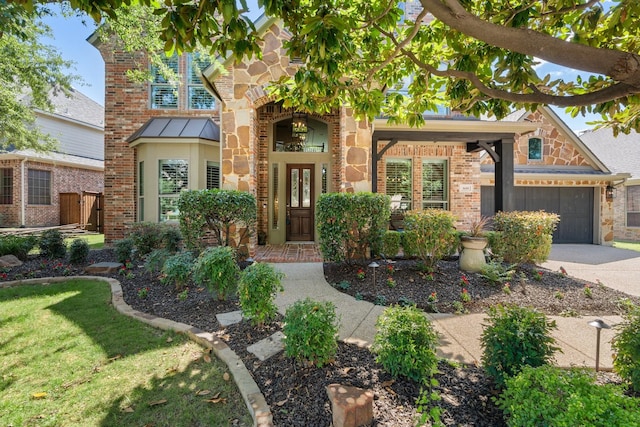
580 128 640 180
20 88 104 129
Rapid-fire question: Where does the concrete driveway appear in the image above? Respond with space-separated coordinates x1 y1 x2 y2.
542 244 640 297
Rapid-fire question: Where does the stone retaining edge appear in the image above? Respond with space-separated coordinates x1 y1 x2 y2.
1 276 274 427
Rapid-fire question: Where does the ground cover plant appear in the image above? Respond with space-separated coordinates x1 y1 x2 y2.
1 248 638 426
0 278 252 426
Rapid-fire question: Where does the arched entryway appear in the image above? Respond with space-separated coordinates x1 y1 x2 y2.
256 103 341 245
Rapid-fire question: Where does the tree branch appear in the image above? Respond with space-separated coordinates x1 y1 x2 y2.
400 46 639 107
420 0 640 88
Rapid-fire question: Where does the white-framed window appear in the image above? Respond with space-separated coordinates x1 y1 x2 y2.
150 55 179 109
386 158 412 211
422 159 448 210
158 159 188 222
188 54 216 110
627 185 640 227
28 169 51 205
206 161 220 189
528 137 543 160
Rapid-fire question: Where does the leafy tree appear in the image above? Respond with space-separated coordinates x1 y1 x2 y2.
12 0 640 132
0 2 77 151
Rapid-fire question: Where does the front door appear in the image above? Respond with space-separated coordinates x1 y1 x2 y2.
286 164 314 241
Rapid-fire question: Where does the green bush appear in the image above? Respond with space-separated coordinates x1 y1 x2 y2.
68 239 90 265
0 235 37 260
372 305 439 383
479 258 516 285
488 211 559 264
38 229 66 259
114 237 135 264
161 251 194 290
128 222 182 256
192 246 239 300
401 230 418 258
178 189 257 253
316 192 391 262
612 304 640 392
382 231 401 258
144 248 172 273
238 262 284 326
402 209 457 268
498 365 640 427
283 298 339 367
481 304 559 388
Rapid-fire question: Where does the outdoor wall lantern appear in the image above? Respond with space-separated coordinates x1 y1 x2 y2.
606 185 615 201
587 319 611 372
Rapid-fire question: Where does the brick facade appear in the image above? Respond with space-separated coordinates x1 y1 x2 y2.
96 38 219 242
0 159 103 227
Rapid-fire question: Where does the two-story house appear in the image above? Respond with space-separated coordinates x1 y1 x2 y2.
91 9 626 250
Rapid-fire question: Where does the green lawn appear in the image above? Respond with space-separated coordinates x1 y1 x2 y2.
0 279 252 426
614 241 640 253
65 233 105 250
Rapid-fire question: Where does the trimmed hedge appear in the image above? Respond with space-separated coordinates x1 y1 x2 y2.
402 209 457 267
488 210 559 264
316 192 390 262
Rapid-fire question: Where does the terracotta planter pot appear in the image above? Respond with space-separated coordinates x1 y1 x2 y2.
459 236 488 273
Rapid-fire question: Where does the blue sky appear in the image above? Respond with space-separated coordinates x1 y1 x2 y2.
41 8 601 133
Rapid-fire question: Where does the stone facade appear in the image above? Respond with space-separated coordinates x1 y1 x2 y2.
0 159 103 227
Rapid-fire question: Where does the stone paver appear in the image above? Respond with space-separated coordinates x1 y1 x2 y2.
217 310 244 327
247 331 285 361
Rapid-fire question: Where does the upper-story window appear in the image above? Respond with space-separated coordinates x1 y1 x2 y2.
150 53 216 110
150 55 179 109
528 137 543 160
188 54 216 110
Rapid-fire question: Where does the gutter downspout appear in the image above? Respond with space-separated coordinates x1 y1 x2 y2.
20 158 26 227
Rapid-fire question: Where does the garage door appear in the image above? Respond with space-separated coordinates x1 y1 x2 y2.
481 186 594 244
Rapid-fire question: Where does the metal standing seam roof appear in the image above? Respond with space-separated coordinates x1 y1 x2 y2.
126 117 220 143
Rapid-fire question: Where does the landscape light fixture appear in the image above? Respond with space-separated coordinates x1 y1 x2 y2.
587 319 611 372
368 261 379 290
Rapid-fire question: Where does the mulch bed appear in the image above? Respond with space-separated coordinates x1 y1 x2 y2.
2 249 635 426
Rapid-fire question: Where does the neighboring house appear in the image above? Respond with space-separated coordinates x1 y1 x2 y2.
580 128 640 242
0 89 104 229
91 10 626 248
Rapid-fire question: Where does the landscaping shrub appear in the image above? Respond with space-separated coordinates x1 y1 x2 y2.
38 229 66 259
488 211 560 264
192 246 239 300
128 222 182 256
68 239 90 265
178 189 256 253
479 258 516 285
161 251 194 290
498 365 640 427
0 235 37 260
144 248 172 273
401 230 418 258
382 230 401 258
283 298 339 367
402 209 457 268
114 237 135 264
238 262 284 326
316 192 391 262
481 304 559 388
612 304 640 392
372 305 439 383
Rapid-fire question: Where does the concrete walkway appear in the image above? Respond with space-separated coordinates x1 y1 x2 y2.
273 245 640 371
